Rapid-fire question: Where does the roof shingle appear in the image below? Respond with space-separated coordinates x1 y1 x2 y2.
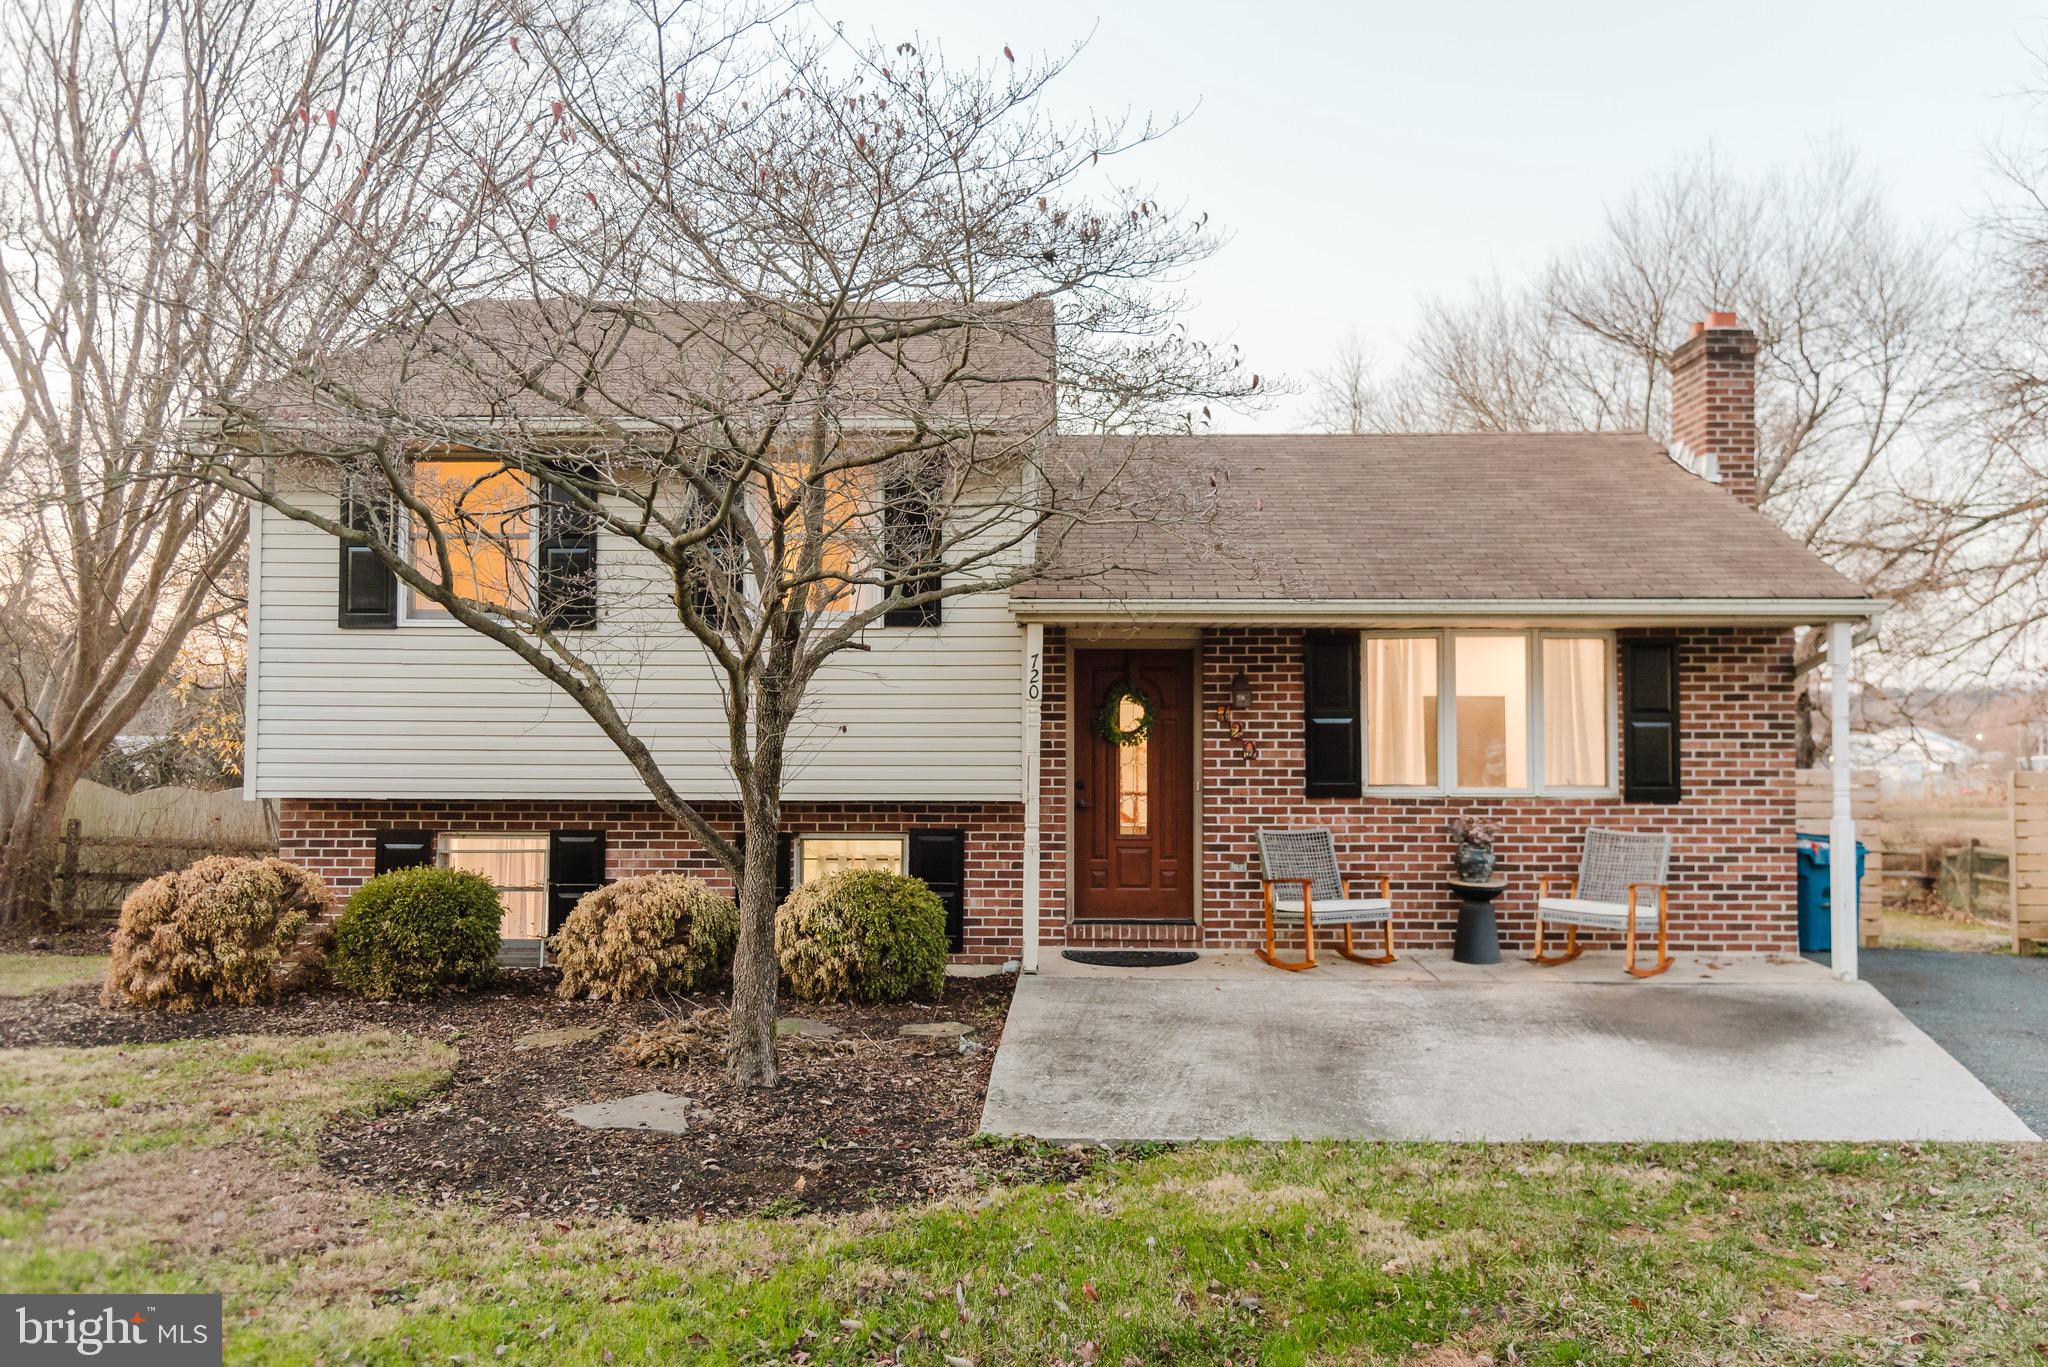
1020 432 1869 603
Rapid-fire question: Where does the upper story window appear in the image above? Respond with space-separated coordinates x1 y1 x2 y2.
1364 630 1613 795
407 457 533 619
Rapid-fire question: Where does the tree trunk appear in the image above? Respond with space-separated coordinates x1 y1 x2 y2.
0 754 86 928
1795 676 1820 770
726 785 783 1087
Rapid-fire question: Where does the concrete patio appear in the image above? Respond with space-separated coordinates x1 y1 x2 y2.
980 950 2038 1143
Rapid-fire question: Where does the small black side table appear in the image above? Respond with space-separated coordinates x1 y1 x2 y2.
1447 878 1507 965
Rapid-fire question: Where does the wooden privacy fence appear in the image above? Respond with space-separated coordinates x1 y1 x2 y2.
2014 771 2048 954
1795 768 1883 948
52 820 278 927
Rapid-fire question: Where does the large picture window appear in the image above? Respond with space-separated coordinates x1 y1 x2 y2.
1363 631 1613 794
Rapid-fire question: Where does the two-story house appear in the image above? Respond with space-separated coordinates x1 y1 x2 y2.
242 309 1881 972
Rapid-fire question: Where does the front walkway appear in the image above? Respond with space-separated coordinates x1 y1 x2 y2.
980 951 2037 1143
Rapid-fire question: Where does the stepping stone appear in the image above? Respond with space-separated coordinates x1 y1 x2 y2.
514 1025 603 1051
775 1016 842 1039
897 1021 977 1040
558 1091 703 1134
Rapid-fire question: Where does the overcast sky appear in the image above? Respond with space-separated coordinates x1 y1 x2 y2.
820 0 2047 430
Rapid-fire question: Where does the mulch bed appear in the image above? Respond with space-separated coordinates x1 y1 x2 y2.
2 971 1105 1220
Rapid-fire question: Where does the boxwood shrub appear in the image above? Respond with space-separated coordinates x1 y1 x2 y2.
775 869 948 1004
331 865 501 999
549 873 738 1001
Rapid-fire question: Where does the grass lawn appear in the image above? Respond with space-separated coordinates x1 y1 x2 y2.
1882 801 2011 856
1879 908 2012 954
3 1031 2045 1364
0 952 109 997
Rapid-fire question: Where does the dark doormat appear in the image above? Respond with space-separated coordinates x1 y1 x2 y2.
1061 949 1199 968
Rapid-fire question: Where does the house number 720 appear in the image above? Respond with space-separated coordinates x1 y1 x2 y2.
1025 651 1041 702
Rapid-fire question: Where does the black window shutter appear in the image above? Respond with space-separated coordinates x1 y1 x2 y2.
774 833 794 906
373 830 435 875
1621 638 1682 802
537 471 599 629
881 473 942 627
337 478 398 629
547 829 607 934
907 828 967 952
1302 631 1362 798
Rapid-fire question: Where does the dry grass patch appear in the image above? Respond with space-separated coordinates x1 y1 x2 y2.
0 953 109 997
44 1143 367 1264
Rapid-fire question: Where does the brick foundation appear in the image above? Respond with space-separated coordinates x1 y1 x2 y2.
279 799 1024 963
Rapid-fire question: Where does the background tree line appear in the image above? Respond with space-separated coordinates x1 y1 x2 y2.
1309 138 2048 757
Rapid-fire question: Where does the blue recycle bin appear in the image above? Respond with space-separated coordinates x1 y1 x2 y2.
1795 832 1867 953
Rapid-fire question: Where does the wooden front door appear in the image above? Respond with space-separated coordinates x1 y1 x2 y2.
1074 649 1194 921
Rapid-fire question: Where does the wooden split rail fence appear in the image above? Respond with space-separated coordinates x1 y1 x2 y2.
51 819 277 927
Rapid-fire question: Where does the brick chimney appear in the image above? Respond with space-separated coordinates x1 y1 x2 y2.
1668 310 1760 505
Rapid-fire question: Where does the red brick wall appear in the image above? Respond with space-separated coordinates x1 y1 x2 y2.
1180 625 1798 953
1036 627 1071 944
279 799 1025 963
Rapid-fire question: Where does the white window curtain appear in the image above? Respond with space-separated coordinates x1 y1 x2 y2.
1366 637 1439 787
799 836 906 883
1542 636 1608 787
441 833 548 940
1452 635 1528 789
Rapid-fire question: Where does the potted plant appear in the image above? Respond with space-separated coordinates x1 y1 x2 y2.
1446 817 1502 881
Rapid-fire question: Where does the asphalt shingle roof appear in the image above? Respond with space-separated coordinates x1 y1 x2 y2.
1019 432 1870 603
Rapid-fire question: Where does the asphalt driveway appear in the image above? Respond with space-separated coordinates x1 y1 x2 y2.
981 951 2037 1143
1826 947 2048 1135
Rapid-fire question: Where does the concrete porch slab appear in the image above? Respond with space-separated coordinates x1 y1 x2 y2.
982 952 2037 1143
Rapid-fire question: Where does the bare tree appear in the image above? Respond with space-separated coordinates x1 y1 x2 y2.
1309 148 1988 760
194 8 1255 1085
0 0 535 922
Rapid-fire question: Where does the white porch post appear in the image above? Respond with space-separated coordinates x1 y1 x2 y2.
1020 623 1045 973
1828 620 1859 982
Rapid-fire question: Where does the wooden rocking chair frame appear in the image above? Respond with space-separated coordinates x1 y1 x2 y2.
1259 874 1397 972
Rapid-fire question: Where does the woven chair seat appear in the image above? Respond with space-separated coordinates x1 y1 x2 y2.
1535 896 1659 930
1270 895 1392 927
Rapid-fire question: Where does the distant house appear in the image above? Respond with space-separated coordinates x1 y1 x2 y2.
241 312 1881 966
1851 726 1980 794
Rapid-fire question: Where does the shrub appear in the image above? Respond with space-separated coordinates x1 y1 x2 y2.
775 869 948 1004
331 866 501 999
549 874 738 1001
102 857 331 1012
614 1005 729 1068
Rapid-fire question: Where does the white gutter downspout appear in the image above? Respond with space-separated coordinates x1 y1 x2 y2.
1829 620 1859 982
1020 622 1044 973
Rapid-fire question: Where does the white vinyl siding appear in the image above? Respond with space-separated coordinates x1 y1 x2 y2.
246 485 1026 801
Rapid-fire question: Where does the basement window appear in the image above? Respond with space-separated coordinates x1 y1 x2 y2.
796 835 907 884
440 832 549 940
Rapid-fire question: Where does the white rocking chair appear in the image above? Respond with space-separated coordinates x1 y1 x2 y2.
1531 827 1674 979
1255 828 1396 972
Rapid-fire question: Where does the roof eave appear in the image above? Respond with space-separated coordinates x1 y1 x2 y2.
1008 596 1887 627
